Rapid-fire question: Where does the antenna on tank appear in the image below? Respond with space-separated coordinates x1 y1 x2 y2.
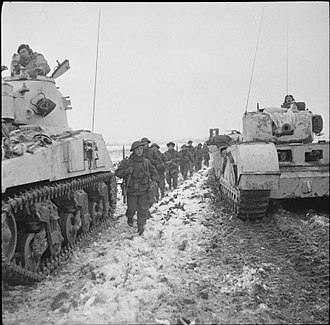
286 20 289 95
245 7 264 113
92 10 101 133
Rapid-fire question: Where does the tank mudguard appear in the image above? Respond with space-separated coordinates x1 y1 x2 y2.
235 142 280 190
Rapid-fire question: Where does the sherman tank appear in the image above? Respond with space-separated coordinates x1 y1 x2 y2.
208 98 329 220
1 60 117 284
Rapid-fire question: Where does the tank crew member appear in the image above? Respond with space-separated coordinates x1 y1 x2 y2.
115 141 158 235
150 143 166 200
11 44 51 78
178 144 194 181
195 143 204 171
281 94 295 108
164 141 180 190
187 140 196 177
141 137 163 206
203 143 210 167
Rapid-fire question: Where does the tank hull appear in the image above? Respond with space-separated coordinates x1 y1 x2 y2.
270 142 329 199
2 129 114 193
209 141 329 220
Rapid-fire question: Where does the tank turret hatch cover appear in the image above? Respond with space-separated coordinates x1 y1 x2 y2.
51 59 70 79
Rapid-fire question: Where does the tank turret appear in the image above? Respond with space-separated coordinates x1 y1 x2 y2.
242 100 323 144
2 60 71 133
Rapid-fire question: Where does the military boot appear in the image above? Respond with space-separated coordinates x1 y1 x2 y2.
127 217 133 227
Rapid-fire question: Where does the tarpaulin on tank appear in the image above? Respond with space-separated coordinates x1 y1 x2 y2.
263 106 296 129
206 134 235 149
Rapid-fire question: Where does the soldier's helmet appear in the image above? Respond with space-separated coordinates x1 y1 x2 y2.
198 143 202 146
181 144 187 149
167 141 175 147
130 141 144 151
188 140 193 144
140 137 151 143
150 143 160 149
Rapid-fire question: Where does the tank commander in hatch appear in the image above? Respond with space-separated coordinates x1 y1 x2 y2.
11 44 51 78
281 94 296 109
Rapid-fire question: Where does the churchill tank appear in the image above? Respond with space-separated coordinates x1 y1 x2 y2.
208 98 329 220
2 60 117 284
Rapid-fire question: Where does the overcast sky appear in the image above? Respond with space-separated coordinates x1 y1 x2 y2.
1 2 329 144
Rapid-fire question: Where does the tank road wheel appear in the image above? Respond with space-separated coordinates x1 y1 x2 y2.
2 211 17 261
80 208 90 233
60 213 78 246
17 233 41 272
98 198 107 220
89 201 102 226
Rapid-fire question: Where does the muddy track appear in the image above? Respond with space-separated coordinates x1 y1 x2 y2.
205 170 329 323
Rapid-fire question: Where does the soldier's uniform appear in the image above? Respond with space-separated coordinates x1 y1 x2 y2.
187 140 196 176
115 141 158 235
203 143 210 167
12 44 50 77
195 143 204 171
21 53 50 76
141 137 163 206
150 143 166 200
179 145 194 180
164 142 180 190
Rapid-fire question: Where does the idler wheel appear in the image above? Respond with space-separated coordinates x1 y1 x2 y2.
1 212 17 261
17 233 41 272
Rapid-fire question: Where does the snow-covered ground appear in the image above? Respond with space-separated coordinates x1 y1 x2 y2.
2 166 329 325
54 169 213 324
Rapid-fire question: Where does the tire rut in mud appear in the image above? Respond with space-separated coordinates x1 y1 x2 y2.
204 171 329 324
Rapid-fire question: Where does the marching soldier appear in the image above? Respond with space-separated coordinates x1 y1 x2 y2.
203 143 210 167
164 141 180 190
115 141 158 235
178 144 194 180
187 140 195 177
141 137 163 206
150 143 166 200
195 143 204 171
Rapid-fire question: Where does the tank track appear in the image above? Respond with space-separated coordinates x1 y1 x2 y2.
2 172 117 285
218 179 270 221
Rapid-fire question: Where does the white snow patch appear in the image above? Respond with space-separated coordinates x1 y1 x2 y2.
55 168 217 324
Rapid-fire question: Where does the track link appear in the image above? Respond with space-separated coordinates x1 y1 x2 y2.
2 172 117 285
217 178 270 221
